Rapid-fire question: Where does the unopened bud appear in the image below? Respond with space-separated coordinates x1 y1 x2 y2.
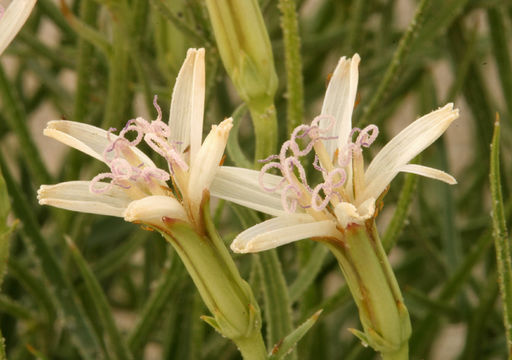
204 0 278 105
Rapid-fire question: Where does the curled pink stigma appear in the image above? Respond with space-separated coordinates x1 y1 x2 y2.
281 184 302 213
311 168 346 211
356 125 379 147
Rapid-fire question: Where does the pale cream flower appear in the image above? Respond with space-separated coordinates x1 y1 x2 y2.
0 0 37 55
211 54 459 253
38 48 232 228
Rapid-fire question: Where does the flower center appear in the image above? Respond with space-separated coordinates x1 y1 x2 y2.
89 96 187 198
259 115 379 215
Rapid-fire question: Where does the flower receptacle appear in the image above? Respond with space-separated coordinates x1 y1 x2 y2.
324 221 411 358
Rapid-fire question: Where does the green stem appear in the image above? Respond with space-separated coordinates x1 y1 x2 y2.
249 99 278 165
234 331 268 360
278 0 304 134
381 343 409 360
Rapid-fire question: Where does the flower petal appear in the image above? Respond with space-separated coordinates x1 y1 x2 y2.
123 195 187 226
362 103 459 202
231 214 339 253
37 181 131 217
169 48 205 160
188 118 232 219
0 0 37 55
320 54 360 157
398 164 457 185
44 120 156 167
210 166 289 217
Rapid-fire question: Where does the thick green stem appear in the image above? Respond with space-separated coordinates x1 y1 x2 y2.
157 202 266 359
381 343 409 360
234 330 268 360
323 222 410 358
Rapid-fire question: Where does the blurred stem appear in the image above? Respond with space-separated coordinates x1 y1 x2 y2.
359 0 430 127
0 65 51 185
278 0 305 133
73 0 98 125
488 7 512 119
67 0 98 181
347 0 365 51
490 118 512 356
102 7 131 128
382 171 418 252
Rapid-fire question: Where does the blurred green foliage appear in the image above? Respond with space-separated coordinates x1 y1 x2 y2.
0 0 511 359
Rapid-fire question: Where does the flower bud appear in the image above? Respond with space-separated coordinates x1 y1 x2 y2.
204 0 278 106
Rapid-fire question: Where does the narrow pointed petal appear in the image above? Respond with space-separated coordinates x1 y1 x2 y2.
210 166 287 217
44 120 156 167
188 118 232 216
123 195 187 225
0 0 37 55
399 164 457 185
363 103 459 201
320 54 360 157
169 48 205 159
231 215 339 253
37 181 131 217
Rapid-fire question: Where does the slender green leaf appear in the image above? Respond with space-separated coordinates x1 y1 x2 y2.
490 117 512 356
60 1 112 58
0 65 51 184
359 0 430 127
128 250 184 353
256 251 295 358
289 244 328 303
382 171 418 252
67 237 133 360
149 0 210 44
0 170 12 289
7 259 56 322
0 154 103 359
226 104 253 168
269 310 322 360
488 7 512 119
0 294 39 321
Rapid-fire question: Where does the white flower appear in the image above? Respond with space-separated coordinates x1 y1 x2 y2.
210 54 459 253
38 48 232 228
0 0 37 56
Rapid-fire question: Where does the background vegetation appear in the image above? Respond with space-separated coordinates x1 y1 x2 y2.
0 0 511 359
